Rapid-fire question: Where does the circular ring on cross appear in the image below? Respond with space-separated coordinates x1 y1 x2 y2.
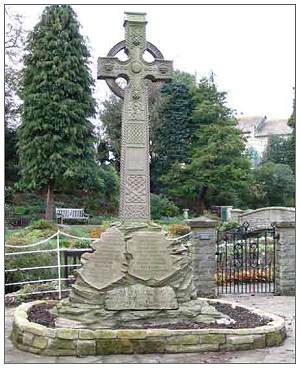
105 40 165 99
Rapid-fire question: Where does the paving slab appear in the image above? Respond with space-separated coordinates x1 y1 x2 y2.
4 294 295 364
223 294 295 364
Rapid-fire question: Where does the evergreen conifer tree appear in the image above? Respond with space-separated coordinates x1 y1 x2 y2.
286 92 295 173
17 5 96 220
161 75 251 213
150 71 195 192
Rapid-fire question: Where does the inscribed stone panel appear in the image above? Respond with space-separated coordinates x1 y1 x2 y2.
127 231 178 281
126 147 147 171
105 284 178 310
78 227 126 290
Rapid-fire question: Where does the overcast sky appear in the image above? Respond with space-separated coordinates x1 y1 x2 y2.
8 3 295 120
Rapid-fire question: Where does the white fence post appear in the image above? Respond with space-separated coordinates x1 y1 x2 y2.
56 230 62 299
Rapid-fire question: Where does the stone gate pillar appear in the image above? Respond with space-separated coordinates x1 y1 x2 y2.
274 221 295 296
187 217 218 297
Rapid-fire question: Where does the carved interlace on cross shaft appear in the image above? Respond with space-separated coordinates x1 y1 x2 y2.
97 12 173 221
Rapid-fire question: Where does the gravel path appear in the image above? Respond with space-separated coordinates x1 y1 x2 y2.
5 294 295 364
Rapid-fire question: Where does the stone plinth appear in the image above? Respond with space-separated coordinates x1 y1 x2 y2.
187 217 218 298
53 222 197 328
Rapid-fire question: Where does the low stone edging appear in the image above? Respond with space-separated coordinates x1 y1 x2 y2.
10 298 286 356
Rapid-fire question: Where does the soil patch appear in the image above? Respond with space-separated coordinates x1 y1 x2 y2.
210 301 271 328
27 301 271 329
28 303 56 328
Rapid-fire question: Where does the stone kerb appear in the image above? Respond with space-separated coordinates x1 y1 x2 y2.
187 217 218 297
238 207 295 229
273 221 295 296
10 299 286 356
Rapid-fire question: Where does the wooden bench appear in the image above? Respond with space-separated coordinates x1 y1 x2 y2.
56 208 90 224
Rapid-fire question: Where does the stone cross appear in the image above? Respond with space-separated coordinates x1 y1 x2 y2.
98 12 173 221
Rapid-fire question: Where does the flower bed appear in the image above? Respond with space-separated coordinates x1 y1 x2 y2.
10 298 286 356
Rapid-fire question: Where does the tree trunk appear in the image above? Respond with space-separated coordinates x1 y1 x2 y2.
45 181 54 221
195 188 208 215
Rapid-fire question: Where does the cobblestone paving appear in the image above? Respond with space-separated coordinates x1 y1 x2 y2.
4 294 295 364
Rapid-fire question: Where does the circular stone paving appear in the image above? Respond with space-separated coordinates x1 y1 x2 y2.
10 298 286 356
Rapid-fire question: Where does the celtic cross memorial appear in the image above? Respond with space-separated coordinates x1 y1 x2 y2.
54 13 199 324
98 12 173 221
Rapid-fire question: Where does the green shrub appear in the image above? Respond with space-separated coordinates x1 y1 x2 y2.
6 230 33 245
59 239 74 248
5 186 15 203
217 221 239 231
71 239 90 249
150 194 179 220
5 252 56 293
6 221 58 245
155 216 186 225
14 206 29 215
29 219 57 231
211 191 239 207
15 281 59 303
56 236 91 249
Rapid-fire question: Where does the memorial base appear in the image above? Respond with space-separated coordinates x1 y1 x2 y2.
53 221 202 327
52 298 226 329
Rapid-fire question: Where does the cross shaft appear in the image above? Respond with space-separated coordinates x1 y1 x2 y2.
98 12 173 221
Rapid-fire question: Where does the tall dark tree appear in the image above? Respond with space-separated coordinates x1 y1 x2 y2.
262 136 290 165
98 70 196 184
161 75 251 213
17 5 96 220
150 71 196 192
286 91 295 173
99 95 122 170
248 162 295 208
262 91 295 174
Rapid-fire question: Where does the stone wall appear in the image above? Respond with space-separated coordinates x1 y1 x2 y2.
237 208 295 296
238 207 295 229
274 221 295 296
187 217 217 298
11 299 286 356
230 209 244 222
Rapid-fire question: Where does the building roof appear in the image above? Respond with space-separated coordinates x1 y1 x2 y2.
237 116 292 137
237 116 266 133
255 119 292 137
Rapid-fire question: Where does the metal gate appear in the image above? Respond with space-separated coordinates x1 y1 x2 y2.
216 222 277 294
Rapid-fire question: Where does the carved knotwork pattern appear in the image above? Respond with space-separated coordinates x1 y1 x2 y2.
126 81 148 120
103 60 114 72
125 123 146 144
125 175 147 203
122 204 149 219
127 102 146 120
126 24 145 49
